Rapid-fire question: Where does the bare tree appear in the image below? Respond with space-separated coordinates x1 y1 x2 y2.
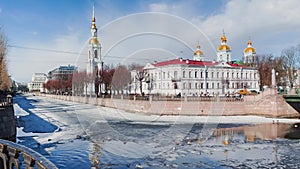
281 46 300 87
257 54 273 88
112 65 131 94
0 28 11 93
135 69 148 95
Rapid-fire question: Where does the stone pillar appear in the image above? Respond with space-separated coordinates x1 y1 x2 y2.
272 68 276 88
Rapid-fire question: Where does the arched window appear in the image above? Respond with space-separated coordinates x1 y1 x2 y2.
94 50 98 58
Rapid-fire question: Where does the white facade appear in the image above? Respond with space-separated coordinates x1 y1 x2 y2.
130 33 260 96
27 73 47 92
85 5 102 96
134 59 260 96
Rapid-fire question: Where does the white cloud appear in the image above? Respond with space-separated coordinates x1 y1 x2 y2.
198 0 300 57
7 32 84 82
149 3 169 12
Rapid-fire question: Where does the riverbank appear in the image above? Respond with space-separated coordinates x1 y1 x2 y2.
39 89 299 118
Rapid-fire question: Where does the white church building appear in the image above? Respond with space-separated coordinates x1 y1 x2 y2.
85 5 103 96
131 34 260 96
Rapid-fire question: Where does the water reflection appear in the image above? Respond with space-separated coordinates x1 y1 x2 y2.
84 122 300 168
213 123 294 144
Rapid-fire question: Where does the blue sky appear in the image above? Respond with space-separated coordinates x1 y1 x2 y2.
1 0 300 83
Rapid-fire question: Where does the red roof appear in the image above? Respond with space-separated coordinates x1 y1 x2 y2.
153 58 252 68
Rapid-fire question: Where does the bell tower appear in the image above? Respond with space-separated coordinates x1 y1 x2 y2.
217 31 231 62
86 4 102 96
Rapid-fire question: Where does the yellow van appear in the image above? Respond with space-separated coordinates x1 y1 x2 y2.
238 89 249 95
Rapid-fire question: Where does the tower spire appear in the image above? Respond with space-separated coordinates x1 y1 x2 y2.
92 2 95 21
91 2 97 30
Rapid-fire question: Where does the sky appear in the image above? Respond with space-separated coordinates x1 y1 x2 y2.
1 0 300 83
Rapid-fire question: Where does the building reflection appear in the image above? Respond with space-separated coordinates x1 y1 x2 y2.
89 142 101 169
213 123 296 144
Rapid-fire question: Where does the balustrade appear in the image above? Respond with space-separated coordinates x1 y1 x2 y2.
0 139 57 169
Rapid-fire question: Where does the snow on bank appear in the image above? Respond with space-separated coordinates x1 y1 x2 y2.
91 105 300 125
14 103 29 117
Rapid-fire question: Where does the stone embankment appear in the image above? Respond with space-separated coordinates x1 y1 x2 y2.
0 105 16 141
40 89 299 118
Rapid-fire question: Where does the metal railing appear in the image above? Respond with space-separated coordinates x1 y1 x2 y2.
0 139 58 169
0 95 13 107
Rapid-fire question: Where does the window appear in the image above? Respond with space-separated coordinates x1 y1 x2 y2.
163 72 165 79
200 83 203 89
167 71 170 78
211 72 214 78
232 72 234 78
195 83 198 89
212 83 214 89
195 71 198 78
183 83 186 89
200 72 203 78
189 83 192 89
206 82 209 89
189 71 192 78
237 73 239 78
183 71 186 78
217 72 219 78
174 71 178 78
159 72 161 79
94 50 98 58
217 83 220 89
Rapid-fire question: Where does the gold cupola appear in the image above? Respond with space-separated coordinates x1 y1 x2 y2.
194 44 204 56
244 40 256 53
217 34 231 51
193 42 204 61
89 3 100 45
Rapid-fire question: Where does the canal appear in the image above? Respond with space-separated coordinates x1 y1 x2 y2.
14 94 300 168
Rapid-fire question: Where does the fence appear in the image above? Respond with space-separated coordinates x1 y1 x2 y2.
0 139 58 169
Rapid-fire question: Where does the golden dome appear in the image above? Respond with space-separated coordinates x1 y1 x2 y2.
221 35 227 42
89 38 100 44
218 33 231 51
218 44 231 51
194 50 204 56
244 47 256 53
194 44 204 56
244 40 256 53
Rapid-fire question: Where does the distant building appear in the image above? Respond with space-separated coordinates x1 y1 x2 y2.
27 73 47 92
48 65 77 80
130 33 260 96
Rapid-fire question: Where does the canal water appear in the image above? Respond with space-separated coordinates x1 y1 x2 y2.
14 95 300 168
20 121 300 168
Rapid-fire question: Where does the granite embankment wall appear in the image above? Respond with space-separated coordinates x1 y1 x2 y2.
0 105 16 141
40 90 299 118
